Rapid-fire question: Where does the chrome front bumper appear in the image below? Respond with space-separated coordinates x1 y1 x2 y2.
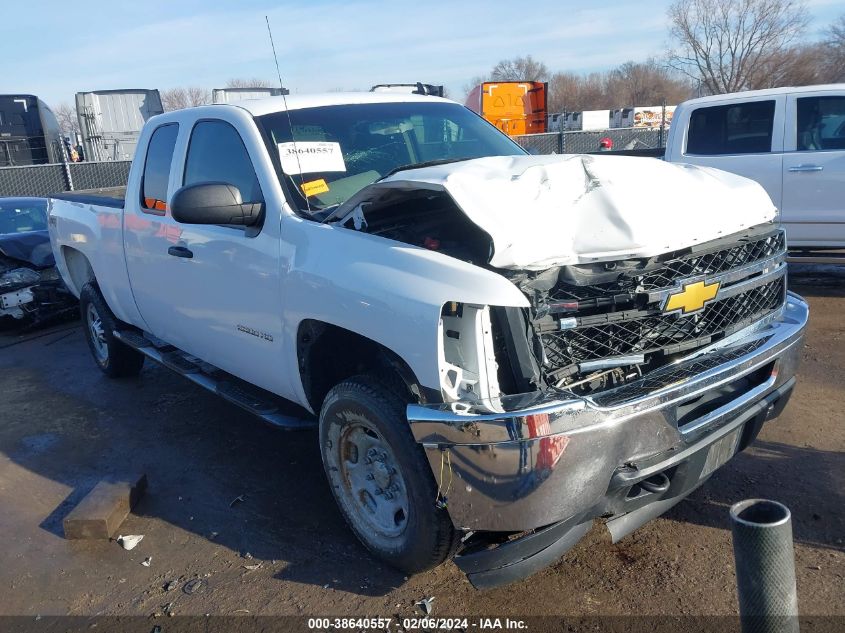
407 292 808 533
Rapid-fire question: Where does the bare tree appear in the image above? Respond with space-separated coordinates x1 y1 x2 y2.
53 103 78 136
547 61 691 113
548 71 614 111
161 87 211 112
826 14 845 82
462 57 549 101
751 42 832 88
186 86 211 106
462 75 489 100
667 0 809 94
605 59 693 106
491 55 549 82
226 77 273 88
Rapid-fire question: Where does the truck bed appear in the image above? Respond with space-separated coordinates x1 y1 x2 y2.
51 187 126 208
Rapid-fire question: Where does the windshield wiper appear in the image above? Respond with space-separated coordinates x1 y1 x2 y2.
312 203 340 221
378 157 473 180
320 157 476 225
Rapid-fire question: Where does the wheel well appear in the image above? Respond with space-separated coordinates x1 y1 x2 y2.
297 320 435 412
61 247 95 296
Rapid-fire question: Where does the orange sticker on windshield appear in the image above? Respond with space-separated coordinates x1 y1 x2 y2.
301 178 330 197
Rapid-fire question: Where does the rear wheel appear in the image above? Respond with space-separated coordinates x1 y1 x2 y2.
80 283 144 378
319 375 457 574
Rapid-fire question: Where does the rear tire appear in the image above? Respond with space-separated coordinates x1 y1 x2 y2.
79 283 144 378
319 374 457 574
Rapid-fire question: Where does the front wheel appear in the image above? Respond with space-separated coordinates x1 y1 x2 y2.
80 283 145 378
319 375 457 574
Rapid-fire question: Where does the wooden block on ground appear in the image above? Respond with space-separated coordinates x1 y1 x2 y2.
63 474 147 540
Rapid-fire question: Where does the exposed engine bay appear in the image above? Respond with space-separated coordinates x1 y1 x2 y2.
338 186 787 401
340 189 493 266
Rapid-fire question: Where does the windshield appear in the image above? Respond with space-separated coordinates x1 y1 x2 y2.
256 101 526 214
0 200 48 234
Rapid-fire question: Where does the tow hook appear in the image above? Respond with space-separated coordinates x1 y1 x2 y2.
640 472 671 494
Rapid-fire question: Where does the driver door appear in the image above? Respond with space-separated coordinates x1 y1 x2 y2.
124 116 285 395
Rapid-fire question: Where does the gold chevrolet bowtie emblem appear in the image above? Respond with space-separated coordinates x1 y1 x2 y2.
664 280 721 315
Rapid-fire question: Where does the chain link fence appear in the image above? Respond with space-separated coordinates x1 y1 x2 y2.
67 161 131 192
0 160 131 197
513 127 665 155
2 129 664 197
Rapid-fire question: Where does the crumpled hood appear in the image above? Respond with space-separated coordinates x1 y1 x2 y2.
379 154 777 270
0 230 55 269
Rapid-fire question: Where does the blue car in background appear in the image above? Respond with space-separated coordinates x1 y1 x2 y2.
0 197 76 325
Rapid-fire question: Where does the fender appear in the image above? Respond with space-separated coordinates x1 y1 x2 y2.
280 215 529 406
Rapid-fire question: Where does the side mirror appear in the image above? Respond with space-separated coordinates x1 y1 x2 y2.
170 182 263 226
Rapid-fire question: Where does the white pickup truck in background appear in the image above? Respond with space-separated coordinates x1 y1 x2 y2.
666 84 845 253
48 92 808 588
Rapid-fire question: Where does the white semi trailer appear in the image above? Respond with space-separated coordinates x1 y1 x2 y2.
75 89 164 162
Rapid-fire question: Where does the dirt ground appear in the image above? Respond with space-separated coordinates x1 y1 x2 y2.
0 265 842 622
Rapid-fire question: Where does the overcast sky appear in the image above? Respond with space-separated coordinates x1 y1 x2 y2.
2 0 841 107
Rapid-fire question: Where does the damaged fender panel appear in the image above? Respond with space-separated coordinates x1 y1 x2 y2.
345 154 777 271
278 217 529 406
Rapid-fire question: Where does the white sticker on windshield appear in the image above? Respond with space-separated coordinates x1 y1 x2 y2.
277 141 346 175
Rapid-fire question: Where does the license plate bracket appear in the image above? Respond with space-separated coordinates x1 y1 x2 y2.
700 426 742 480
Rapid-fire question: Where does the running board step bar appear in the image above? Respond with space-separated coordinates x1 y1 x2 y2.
113 329 316 431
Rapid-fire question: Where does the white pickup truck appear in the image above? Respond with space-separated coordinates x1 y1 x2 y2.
666 84 845 252
48 92 808 588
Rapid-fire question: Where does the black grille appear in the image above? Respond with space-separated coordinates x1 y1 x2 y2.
542 277 785 373
591 338 769 407
637 231 785 291
549 230 785 302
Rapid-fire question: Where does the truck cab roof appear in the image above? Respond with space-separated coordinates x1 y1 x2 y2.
679 83 845 107
203 91 455 118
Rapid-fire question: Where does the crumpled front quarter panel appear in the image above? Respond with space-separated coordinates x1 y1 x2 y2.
279 216 529 402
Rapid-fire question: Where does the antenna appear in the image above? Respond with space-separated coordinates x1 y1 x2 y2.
265 15 310 213
266 15 284 91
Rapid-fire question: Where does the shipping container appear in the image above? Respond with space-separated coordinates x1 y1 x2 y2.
75 89 164 161
0 95 63 166
211 87 288 103
546 112 563 132
611 105 676 129
563 110 611 131
465 81 547 136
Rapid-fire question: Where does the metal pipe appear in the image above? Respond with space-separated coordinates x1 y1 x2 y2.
730 499 799 633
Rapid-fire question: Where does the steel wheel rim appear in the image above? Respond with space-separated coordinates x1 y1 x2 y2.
86 303 108 363
338 422 409 538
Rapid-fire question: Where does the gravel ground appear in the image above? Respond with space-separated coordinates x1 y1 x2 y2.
0 266 842 624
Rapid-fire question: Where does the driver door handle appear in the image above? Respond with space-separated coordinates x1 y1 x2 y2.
788 164 823 172
167 246 193 259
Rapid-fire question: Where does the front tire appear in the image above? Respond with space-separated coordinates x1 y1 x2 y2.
319 375 457 574
79 283 144 378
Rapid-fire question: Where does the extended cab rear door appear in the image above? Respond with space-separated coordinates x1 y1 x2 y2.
671 94 786 210
781 89 845 248
123 109 288 397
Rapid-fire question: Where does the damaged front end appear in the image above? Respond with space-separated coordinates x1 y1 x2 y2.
333 159 786 402
500 225 787 396
0 252 76 326
331 153 784 403
330 154 805 587
408 231 802 588
0 198 76 327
